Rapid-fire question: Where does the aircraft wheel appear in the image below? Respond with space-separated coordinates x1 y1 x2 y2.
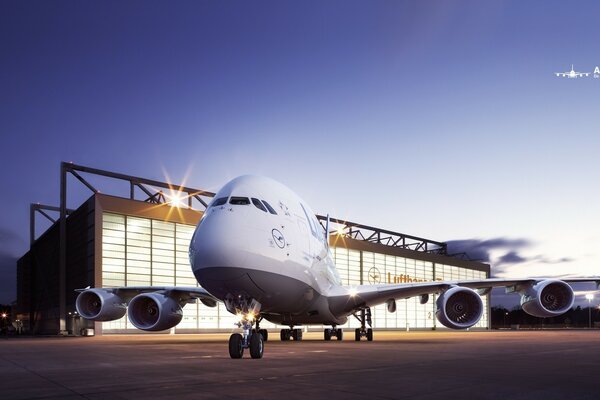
249 332 264 359
366 328 373 341
355 328 361 341
259 329 268 342
324 328 331 341
280 328 291 341
292 328 303 341
229 333 244 359
336 329 343 341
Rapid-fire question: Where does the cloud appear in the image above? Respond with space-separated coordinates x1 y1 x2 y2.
446 237 576 275
0 226 23 304
446 238 531 263
497 251 527 266
0 251 17 304
0 227 23 245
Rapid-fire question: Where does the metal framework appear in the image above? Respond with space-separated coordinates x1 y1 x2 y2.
56 162 216 333
30 204 74 245
317 215 448 255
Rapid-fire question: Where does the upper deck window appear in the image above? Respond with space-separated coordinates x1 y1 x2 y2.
229 197 250 205
251 198 267 212
262 200 277 215
211 197 228 207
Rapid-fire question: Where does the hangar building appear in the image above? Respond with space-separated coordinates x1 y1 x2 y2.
16 163 490 335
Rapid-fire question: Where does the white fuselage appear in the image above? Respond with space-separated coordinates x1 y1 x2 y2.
189 175 347 325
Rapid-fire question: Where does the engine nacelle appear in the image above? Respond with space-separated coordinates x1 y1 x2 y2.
128 293 183 331
436 286 483 329
76 288 126 321
520 279 574 318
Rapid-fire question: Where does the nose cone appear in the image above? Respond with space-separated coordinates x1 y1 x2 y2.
190 209 241 273
189 206 270 302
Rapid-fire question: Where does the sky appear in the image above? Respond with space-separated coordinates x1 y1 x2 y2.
1 1 599 306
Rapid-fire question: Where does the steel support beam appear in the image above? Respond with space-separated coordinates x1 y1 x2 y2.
317 214 448 255
59 163 67 334
30 204 74 245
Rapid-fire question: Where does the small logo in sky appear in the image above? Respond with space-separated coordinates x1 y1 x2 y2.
554 64 598 79
272 229 285 248
367 267 381 284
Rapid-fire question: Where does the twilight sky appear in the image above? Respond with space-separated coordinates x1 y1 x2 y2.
1 1 599 306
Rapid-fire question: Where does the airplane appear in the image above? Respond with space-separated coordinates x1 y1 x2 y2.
75 175 600 359
555 64 590 78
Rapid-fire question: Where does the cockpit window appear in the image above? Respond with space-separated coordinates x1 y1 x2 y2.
229 197 250 205
251 198 267 212
262 200 277 215
211 197 228 207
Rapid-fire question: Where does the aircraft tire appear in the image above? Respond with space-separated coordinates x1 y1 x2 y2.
229 333 244 359
249 332 264 359
259 329 268 342
367 328 373 341
324 329 331 341
293 328 303 341
336 329 343 341
355 328 361 341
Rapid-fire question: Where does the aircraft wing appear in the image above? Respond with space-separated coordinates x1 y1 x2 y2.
76 286 219 306
327 277 600 316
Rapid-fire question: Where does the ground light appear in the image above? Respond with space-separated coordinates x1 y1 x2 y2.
585 293 594 328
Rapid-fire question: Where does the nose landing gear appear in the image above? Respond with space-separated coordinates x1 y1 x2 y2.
226 296 264 359
229 314 264 359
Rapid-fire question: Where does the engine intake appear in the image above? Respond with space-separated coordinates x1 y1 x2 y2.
520 279 574 318
436 286 483 329
128 293 183 331
76 289 126 321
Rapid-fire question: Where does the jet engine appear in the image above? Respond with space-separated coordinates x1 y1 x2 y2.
128 293 183 331
436 286 483 329
75 288 126 321
520 279 574 318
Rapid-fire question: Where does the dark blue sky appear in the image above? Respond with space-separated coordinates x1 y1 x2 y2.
1 1 600 304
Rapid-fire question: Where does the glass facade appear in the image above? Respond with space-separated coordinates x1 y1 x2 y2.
101 212 488 332
101 212 238 331
332 248 489 330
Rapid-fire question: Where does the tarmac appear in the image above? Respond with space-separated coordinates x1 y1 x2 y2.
0 330 599 399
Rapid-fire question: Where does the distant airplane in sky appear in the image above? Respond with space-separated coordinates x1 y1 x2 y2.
555 64 590 78
76 175 600 358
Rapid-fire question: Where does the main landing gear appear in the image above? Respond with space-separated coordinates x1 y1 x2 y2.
280 327 303 341
228 316 264 359
353 307 373 341
324 326 343 341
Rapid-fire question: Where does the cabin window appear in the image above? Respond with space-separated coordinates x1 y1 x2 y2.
262 200 277 215
211 197 228 207
251 198 267 212
229 197 250 205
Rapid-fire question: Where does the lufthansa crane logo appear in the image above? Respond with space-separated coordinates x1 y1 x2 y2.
272 229 285 248
367 267 381 284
